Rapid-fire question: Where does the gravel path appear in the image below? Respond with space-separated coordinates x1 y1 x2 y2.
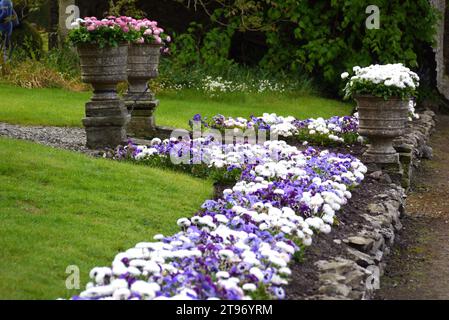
376 115 449 300
0 122 89 152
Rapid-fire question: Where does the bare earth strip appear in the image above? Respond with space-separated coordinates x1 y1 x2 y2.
376 115 449 300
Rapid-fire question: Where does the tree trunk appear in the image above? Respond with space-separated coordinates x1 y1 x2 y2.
49 0 59 50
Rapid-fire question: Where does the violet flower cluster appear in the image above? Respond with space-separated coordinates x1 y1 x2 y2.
72 138 367 300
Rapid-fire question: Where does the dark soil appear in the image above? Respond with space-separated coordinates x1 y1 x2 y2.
285 175 389 299
283 142 393 299
375 115 449 300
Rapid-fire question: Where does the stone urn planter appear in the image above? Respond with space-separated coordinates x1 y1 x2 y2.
78 43 130 149
124 43 162 137
355 95 409 164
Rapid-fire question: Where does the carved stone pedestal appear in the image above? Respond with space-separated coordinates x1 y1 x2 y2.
125 43 162 138
356 95 408 164
78 44 130 149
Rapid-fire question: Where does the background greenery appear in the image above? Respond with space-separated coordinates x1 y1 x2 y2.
0 0 440 100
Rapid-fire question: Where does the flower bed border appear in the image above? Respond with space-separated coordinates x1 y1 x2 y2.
296 110 436 300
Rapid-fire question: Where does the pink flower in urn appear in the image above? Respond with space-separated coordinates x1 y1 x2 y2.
143 29 153 36
153 29 161 36
154 36 162 44
166 36 171 43
87 25 96 31
122 26 130 33
137 37 145 44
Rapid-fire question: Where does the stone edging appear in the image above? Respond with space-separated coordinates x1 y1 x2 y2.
307 110 436 300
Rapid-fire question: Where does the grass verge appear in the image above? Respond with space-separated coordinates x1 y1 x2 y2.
0 83 353 129
0 137 213 299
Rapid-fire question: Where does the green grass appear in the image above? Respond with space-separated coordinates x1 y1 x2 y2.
0 83 353 129
0 137 213 300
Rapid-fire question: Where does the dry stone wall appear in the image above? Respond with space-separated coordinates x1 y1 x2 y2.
308 111 436 300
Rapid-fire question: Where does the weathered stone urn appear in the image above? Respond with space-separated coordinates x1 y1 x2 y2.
356 95 409 164
78 43 130 149
124 43 162 137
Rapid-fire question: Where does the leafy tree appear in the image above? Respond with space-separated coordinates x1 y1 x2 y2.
108 0 146 18
178 0 439 94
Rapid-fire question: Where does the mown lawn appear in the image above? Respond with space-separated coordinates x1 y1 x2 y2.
0 83 353 129
0 137 213 299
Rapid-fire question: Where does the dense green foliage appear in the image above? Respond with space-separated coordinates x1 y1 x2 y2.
345 78 417 101
10 21 44 60
68 25 135 48
173 0 438 94
109 0 146 18
159 22 312 94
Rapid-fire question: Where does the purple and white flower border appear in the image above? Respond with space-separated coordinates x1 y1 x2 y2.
71 131 367 300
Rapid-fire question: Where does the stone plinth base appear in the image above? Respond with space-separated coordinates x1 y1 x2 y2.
83 100 130 149
365 159 404 187
125 99 159 138
129 126 176 142
362 151 399 165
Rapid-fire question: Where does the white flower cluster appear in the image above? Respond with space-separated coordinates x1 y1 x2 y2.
198 140 299 168
305 117 346 143
259 113 298 137
223 116 251 129
343 63 419 90
200 77 289 97
202 76 244 97
408 100 420 121
256 79 286 93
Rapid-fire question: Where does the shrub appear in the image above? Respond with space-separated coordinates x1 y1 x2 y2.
4 59 86 90
10 21 44 60
176 0 439 95
44 45 81 80
167 22 235 74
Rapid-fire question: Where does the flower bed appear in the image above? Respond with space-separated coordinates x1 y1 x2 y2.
72 133 367 300
191 113 361 146
189 110 418 148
